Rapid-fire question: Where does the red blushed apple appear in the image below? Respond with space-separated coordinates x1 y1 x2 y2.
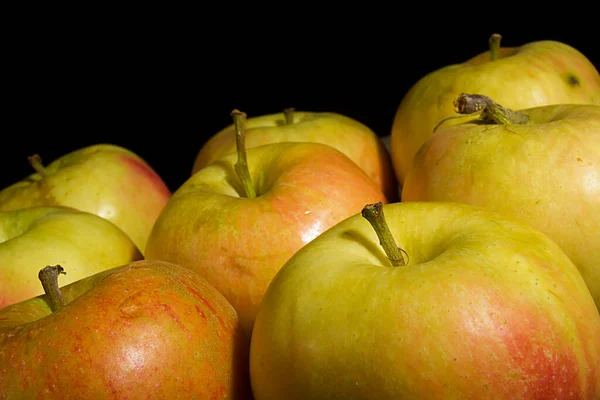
145 110 389 335
250 202 600 399
0 144 172 254
192 108 399 201
0 260 252 399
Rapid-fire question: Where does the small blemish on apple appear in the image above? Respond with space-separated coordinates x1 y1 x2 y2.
566 74 580 87
120 304 140 318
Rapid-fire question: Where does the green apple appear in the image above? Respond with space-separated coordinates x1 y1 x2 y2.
390 33 600 186
0 260 252 399
0 206 142 308
402 98 600 311
0 143 172 254
250 202 600 399
146 110 389 335
192 108 399 201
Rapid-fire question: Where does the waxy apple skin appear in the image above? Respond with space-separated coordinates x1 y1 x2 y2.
0 260 252 399
250 202 600 400
146 142 388 335
192 110 399 201
391 39 600 185
0 144 171 254
402 103 600 311
0 206 142 308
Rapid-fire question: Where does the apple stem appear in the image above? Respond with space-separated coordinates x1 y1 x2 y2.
361 202 408 267
284 107 295 125
453 93 529 125
28 154 48 178
489 33 501 62
38 265 67 312
232 109 257 199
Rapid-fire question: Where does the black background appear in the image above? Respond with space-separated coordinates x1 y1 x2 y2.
5 13 596 193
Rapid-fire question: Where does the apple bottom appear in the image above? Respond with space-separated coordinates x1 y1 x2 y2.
0 260 252 399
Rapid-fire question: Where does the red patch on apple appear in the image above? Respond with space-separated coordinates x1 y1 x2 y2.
458 283 587 396
120 155 171 198
501 303 596 397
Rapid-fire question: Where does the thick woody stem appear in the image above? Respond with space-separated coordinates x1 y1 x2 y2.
28 154 48 178
284 108 295 125
453 93 529 125
232 109 257 199
361 202 407 267
38 265 66 312
489 33 502 62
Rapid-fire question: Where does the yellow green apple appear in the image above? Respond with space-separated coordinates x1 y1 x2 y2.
390 33 600 186
0 206 142 308
146 110 389 335
250 201 600 399
0 143 171 254
0 260 252 399
402 99 600 311
192 108 399 201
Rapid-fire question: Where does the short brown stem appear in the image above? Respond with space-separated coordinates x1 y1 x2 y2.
28 154 48 178
231 109 256 199
361 202 407 267
489 33 502 62
453 93 529 125
284 108 295 125
38 265 66 312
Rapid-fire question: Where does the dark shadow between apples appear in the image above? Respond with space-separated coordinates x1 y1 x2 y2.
231 327 254 398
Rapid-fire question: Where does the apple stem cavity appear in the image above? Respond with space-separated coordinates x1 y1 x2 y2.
489 33 502 62
38 265 67 312
284 107 295 125
231 109 257 199
28 154 48 178
362 202 408 267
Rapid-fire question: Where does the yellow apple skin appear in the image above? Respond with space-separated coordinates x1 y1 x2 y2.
146 142 388 335
192 111 399 201
402 103 600 311
391 39 600 185
250 202 600 400
0 206 142 308
0 260 252 399
0 144 171 254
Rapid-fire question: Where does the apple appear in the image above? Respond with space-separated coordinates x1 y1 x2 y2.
0 260 252 399
390 33 600 186
146 110 389 335
0 143 172 254
0 205 143 308
192 108 399 201
401 97 600 311
250 201 600 399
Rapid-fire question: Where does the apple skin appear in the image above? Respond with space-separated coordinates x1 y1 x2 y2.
0 260 252 399
390 39 600 186
0 143 172 254
0 206 143 308
192 110 399 201
402 103 600 311
146 142 388 335
250 201 600 400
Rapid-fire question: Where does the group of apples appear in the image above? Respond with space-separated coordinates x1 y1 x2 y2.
1 33 600 399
